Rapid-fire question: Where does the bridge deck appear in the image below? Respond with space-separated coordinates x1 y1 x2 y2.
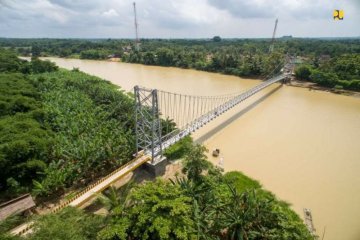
69 155 149 207
11 73 287 236
153 74 287 156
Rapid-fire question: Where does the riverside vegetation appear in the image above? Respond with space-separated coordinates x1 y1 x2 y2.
295 54 360 91
0 49 314 239
0 49 135 200
0 143 314 240
1 37 360 91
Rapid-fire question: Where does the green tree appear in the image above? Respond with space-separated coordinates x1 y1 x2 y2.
212 36 221 42
218 185 273 240
182 144 211 183
31 45 41 57
223 171 261 193
29 207 104 240
0 214 23 240
129 179 194 240
164 136 192 160
58 48 72 58
0 50 18 72
295 65 312 81
156 48 175 66
30 58 58 73
0 72 52 197
98 183 133 213
98 179 195 240
161 117 177 136
310 70 339 88
80 49 108 60
171 175 220 240
143 52 156 65
331 54 360 80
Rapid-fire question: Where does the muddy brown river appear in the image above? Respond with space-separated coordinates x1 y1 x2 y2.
44 57 360 240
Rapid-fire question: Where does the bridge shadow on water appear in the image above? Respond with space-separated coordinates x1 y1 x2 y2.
195 84 282 144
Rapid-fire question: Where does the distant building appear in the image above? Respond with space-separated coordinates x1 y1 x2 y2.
281 35 293 39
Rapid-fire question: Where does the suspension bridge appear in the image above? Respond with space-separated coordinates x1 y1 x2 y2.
10 58 293 236
135 60 293 165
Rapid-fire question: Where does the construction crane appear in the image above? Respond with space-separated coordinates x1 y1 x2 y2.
269 18 278 53
133 2 140 50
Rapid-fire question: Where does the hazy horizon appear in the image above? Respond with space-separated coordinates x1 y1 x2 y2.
1 36 360 40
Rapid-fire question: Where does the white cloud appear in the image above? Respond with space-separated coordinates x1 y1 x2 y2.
171 0 224 24
0 0 359 38
102 9 119 18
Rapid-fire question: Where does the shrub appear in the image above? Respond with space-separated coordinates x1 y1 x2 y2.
310 70 339 88
295 65 312 81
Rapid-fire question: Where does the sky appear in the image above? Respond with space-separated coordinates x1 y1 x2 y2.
0 0 359 38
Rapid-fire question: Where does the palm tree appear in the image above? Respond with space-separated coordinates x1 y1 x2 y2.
161 117 177 135
96 183 134 240
97 182 133 215
170 176 220 240
219 183 274 240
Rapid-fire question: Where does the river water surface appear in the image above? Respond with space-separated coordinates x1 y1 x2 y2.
44 58 360 240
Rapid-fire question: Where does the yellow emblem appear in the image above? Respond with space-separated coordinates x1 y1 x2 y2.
333 10 344 20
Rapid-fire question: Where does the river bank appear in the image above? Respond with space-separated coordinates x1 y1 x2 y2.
37 56 360 99
288 79 360 98
34 57 360 240
106 57 360 98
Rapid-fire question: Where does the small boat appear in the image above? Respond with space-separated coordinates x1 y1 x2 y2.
212 148 220 157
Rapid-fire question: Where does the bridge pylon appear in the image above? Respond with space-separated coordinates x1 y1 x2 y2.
134 86 162 162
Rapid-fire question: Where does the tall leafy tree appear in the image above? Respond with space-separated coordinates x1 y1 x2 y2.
295 65 312 80
29 208 104 240
98 179 195 240
182 144 211 183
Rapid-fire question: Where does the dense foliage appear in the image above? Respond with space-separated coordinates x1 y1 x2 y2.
0 49 58 74
29 208 104 240
2 38 359 80
0 208 103 240
0 144 314 240
0 214 24 240
2 143 312 240
13 145 311 240
163 135 193 160
295 54 360 90
0 49 135 199
0 49 28 73
0 48 314 239
31 70 135 196
0 49 58 199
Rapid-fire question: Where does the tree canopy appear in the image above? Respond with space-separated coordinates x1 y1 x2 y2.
295 54 360 91
96 144 314 240
0 49 136 200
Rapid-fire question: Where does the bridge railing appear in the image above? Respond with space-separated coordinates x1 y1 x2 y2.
151 73 287 157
